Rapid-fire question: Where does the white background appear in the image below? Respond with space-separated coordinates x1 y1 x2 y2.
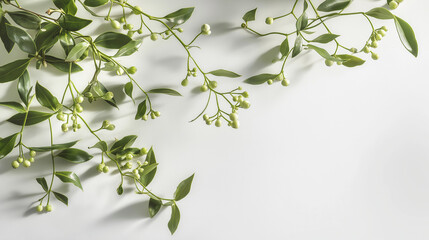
0 0 428 239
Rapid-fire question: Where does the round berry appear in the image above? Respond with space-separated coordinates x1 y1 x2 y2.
231 120 240 129
97 163 105 173
12 160 19 169
371 41 378 48
371 52 379 60
23 160 31 167
229 113 238 121
325 59 334 67
125 23 134 30
281 79 290 87
106 124 115 131
150 33 158 41
200 85 208 92
29 157 35 163
110 19 121 29
209 81 218 89
389 1 398 9
128 66 137 74
181 78 189 87
76 95 84 104
242 91 249 98
126 153 133 160
142 114 148 121
267 79 274 85
45 204 53 212
375 34 382 41
140 147 148 155
178 28 184 33
119 17 125 23
215 119 222 127
36 204 43 212
265 17 274 25
61 124 69 132
103 166 110 173
56 112 65 121
104 92 114 100
363 46 370 53
154 111 161 117
75 104 83 113
17 157 24 163
132 6 142 15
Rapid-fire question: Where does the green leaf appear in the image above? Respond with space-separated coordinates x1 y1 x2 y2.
310 33 339 43
35 23 61 51
149 198 162 218
59 31 75 55
394 16 418 57
57 148 93 164
174 173 195 201
140 147 157 186
17 70 31 106
89 141 108 152
124 82 133 100
92 82 118 108
207 69 241 78
5 24 36 54
45 55 83 73
84 0 108 7
94 32 131 49
53 191 68 206
0 101 25 113
317 0 351 12
55 171 83 190
135 100 147 120
7 111 53 126
35 82 61 111
307 44 338 61
163 7 194 25
66 42 90 62
337 54 366 67
0 18 14 53
242 8 257 22
292 35 303 58
296 12 308 31
30 141 79 152
0 59 31 83
366 7 394 20
244 73 278 85
148 88 182 96
110 135 137 154
7 11 41 29
140 163 158 177
280 38 290 57
116 185 123 195
36 177 48 192
0 133 18 159
59 14 92 31
168 204 180 235
114 39 142 57
53 0 78 15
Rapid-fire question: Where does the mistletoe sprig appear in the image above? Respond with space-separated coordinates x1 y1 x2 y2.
240 0 418 86
0 0 246 234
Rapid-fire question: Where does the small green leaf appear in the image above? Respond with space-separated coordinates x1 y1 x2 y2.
55 171 83 190
7 111 53 126
244 73 278 85
35 23 61 51
174 174 195 201
59 14 92 31
140 163 159 177
114 39 142 57
148 88 182 96
89 141 108 152
140 147 157 186
168 204 180 235
163 7 194 25
110 135 137 154
59 31 75 55
394 16 418 57
53 191 68 206
94 32 131 49
296 12 308 31
149 198 162 218
0 101 25 113
35 82 61 111
5 24 36 54
53 0 78 15
207 69 241 78
17 70 31 106
307 44 338 61
292 35 303 58
45 55 83 73
57 148 93 164
366 7 394 20
124 82 133 100
30 141 79 152
317 0 351 12
36 177 48 192
280 38 290 57
116 185 123 195
65 42 90 62
0 59 31 83
310 33 339 43
84 0 108 7
242 8 257 22
0 133 18 159
135 100 147 120
7 11 41 29
336 54 366 67
0 17 14 53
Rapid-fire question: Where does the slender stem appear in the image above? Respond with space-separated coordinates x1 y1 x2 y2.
46 118 56 205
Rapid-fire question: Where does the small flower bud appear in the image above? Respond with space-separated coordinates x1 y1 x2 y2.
242 91 249 98
106 124 115 131
325 59 334 67
389 1 398 9
23 160 31 168
178 28 184 33
209 81 218 89
371 52 379 60
181 78 189 86
126 153 133 160
231 120 240 129
154 111 161 117
104 92 114 101
45 204 53 212
12 160 20 169
281 79 290 87
132 6 142 15
215 119 222 127
128 66 137 74
110 19 121 29
140 147 148 155
200 85 208 92
97 163 105 173
201 24 211 35
265 17 274 25
36 204 43 212
150 33 158 41
103 166 110 173
18 157 23 163
61 123 69 132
